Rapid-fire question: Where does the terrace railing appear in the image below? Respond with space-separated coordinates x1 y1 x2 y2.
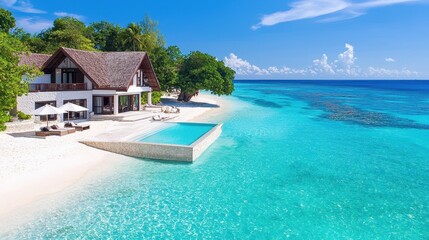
29 83 87 92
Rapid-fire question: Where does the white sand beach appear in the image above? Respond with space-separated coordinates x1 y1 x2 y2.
0 93 228 219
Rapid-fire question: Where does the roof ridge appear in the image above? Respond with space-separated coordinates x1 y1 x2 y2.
105 51 147 54
60 47 147 54
26 53 52 56
60 47 100 53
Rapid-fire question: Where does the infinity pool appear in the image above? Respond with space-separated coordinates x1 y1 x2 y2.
137 122 217 146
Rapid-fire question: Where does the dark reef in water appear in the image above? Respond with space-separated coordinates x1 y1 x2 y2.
248 86 429 130
318 102 429 130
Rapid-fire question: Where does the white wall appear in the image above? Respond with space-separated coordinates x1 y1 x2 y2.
92 89 117 95
31 74 51 84
126 86 152 94
17 91 93 121
55 69 61 84
58 58 76 68
84 76 93 89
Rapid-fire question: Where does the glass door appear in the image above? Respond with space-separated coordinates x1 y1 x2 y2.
93 96 114 114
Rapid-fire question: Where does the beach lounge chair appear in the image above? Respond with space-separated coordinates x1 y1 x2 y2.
65 122 90 131
162 106 180 113
152 115 169 121
170 107 180 113
51 124 76 134
35 126 70 136
74 124 90 131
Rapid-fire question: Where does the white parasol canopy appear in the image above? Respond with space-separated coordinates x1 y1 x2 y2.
32 104 67 115
59 102 88 112
59 102 88 122
32 104 67 128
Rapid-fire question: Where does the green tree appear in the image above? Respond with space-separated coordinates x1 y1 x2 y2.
151 45 182 91
141 91 162 105
177 51 235 102
11 28 30 42
0 8 15 33
88 21 122 51
139 16 165 54
121 23 143 51
11 28 48 53
25 35 48 53
39 17 94 52
120 16 165 54
0 10 41 130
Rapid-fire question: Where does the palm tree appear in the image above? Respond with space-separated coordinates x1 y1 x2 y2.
122 23 143 51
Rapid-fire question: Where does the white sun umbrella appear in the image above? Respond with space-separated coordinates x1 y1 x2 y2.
59 102 89 122
32 104 67 128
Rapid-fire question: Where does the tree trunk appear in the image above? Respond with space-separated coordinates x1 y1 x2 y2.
177 91 197 102
10 97 18 116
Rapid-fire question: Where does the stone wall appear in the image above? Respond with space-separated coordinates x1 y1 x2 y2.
80 141 194 162
192 124 222 160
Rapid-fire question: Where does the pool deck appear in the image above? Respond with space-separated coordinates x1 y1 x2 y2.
80 122 222 162
90 110 162 122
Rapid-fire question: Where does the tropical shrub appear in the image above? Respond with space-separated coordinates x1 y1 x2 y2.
141 91 162 105
17 111 31 120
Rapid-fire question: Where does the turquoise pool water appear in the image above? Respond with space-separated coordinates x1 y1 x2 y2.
137 123 216 146
2 81 429 239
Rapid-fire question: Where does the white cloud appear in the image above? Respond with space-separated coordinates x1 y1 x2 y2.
312 54 335 74
0 0 16 6
16 18 52 33
354 0 417 8
367 67 418 77
253 0 419 29
385 57 396 62
337 43 356 66
223 53 268 75
335 43 358 75
252 0 349 29
1 0 46 14
54 12 85 20
224 53 309 76
310 43 359 75
225 43 418 78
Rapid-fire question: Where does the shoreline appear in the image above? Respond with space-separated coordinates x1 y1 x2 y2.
0 93 229 225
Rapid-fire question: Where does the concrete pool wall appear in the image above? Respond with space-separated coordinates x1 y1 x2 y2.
80 123 222 162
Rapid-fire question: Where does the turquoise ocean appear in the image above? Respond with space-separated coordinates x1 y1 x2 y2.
2 80 429 239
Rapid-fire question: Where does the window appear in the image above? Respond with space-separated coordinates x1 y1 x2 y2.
119 95 131 113
35 101 57 121
136 69 145 87
63 99 87 120
93 96 102 114
93 96 114 114
61 68 84 84
119 94 139 113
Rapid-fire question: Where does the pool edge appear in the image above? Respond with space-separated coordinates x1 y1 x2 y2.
79 123 222 162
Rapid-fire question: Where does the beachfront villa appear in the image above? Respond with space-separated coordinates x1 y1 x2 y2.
17 47 160 121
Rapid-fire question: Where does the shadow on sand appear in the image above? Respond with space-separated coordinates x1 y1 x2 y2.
161 98 220 109
7 131 44 139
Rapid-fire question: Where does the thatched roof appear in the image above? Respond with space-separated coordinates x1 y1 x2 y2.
19 53 51 68
19 48 160 91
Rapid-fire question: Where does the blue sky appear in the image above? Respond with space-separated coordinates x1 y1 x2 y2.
2 0 429 79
